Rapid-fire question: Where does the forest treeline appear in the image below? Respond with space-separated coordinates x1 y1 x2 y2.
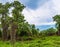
0 1 60 44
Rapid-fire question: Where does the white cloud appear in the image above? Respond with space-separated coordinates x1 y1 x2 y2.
0 0 60 26
52 0 60 14
35 22 56 26
22 0 59 26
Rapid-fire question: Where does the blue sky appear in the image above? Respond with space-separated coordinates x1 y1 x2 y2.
0 0 60 30
20 0 49 9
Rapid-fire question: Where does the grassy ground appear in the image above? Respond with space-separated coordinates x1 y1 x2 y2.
0 36 60 47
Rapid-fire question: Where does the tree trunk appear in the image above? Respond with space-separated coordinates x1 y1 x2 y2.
58 29 60 35
1 14 8 41
10 21 17 44
58 24 60 35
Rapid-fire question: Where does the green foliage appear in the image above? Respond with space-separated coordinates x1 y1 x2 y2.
53 15 60 29
0 2 12 41
31 24 39 36
0 1 59 45
40 28 56 36
53 15 60 24
53 15 60 35
0 1 60 47
0 36 60 47
17 22 31 36
0 1 40 41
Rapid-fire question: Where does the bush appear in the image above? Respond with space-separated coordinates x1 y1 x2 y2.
40 28 57 36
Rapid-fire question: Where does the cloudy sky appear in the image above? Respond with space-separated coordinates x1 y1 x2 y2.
0 0 60 30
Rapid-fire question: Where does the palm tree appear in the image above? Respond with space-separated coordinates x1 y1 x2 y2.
53 15 60 35
0 2 11 41
9 1 25 43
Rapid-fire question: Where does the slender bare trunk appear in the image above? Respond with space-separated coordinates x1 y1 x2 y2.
10 21 17 44
58 29 60 35
2 14 8 41
58 24 60 35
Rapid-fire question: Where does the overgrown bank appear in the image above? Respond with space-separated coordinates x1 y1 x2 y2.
0 36 60 47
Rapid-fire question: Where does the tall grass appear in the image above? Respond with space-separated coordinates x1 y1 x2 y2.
0 36 60 47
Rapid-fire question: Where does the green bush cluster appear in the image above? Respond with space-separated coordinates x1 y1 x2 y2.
0 36 60 47
39 28 57 36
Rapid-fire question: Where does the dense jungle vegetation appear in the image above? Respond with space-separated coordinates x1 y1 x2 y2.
0 1 60 47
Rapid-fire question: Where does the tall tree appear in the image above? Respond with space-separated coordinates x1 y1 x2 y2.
18 22 32 36
10 1 25 43
31 24 39 36
53 15 60 35
0 2 11 41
